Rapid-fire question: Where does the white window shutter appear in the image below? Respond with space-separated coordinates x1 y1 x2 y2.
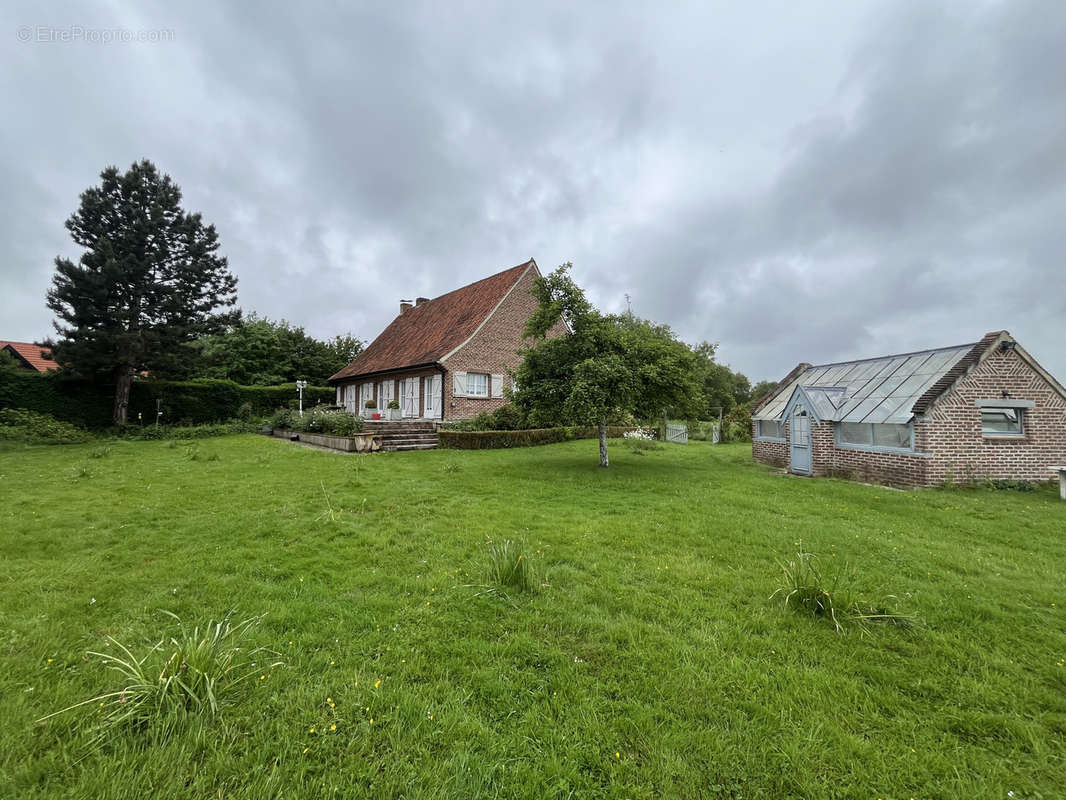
336 386 342 405
453 371 467 397
491 374 503 398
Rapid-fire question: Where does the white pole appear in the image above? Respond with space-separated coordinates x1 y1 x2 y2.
296 380 308 416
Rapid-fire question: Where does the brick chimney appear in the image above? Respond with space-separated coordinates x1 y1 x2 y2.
400 300 413 314
415 297 430 306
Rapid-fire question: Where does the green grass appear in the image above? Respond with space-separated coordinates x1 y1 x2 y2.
0 436 1063 799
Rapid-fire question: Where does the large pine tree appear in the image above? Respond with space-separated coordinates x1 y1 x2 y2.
47 160 238 423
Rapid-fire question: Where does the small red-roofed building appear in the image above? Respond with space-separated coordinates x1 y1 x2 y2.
1 341 57 373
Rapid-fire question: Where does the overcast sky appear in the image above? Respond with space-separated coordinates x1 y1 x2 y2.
2 0 1064 383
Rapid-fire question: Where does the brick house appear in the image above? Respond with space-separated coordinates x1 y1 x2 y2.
329 259 564 421
1 341 57 372
751 331 1066 488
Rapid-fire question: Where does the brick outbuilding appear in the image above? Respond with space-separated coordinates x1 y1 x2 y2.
329 259 564 421
751 331 1066 487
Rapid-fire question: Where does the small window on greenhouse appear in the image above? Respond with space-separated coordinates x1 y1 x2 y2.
757 420 784 439
981 407 1023 436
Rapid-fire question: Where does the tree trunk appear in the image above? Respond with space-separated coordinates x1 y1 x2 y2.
113 369 132 425
598 419 609 468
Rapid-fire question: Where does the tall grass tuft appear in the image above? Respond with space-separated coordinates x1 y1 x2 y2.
488 539 541 594
39 612 279 745
771 549 915 634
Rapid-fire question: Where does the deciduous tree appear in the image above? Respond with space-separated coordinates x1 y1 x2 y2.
515 264 703 467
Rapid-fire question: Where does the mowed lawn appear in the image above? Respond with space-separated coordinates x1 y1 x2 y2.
1 436 1064 799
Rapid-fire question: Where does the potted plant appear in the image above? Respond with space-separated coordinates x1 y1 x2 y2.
365 399 381 420
387 399 401 420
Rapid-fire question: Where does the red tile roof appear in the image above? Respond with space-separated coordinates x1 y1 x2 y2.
1 341 57 372
330 260 535 381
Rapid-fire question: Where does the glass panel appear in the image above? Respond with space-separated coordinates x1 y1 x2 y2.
981 408 1022 434
759 420 783 439
839 422 872 445
792 408 809 446
873 423 912 449
468 373 489 397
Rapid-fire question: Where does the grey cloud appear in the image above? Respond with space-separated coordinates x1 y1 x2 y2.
1 0 1063 386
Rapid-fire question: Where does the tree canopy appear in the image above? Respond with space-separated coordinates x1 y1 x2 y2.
691 341 753 417
46 160 238 423
187 313 363 386
514 264 704 467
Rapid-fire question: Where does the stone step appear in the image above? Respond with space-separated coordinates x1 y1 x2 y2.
383 441 439 452
383 439 437 452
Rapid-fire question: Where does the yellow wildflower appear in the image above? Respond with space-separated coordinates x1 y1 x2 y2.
374 679 381 689
330 724 337 731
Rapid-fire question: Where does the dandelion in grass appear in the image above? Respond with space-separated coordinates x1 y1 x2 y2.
330 724 337 731
374 680 381 689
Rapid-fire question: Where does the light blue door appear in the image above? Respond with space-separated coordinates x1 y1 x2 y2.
790 405 811 475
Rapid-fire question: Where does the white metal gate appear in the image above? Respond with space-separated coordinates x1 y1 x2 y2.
666 423 688 444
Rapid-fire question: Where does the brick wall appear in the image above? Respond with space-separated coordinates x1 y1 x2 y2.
920 347 1066 484
442 265 566 419
751 434 787 468
751 346 1066 487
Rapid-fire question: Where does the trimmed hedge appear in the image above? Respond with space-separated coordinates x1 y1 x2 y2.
438 426 636 450
0 369 334 428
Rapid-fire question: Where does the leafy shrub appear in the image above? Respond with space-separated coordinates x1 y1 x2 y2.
270 408 295 429
39 612 279 746
298 405 363 436
984 478 1037 492
387 399 400 409
0 408 92 444
488 539 541 594
448 403 528 432
269 406 362 436
439 426 636 450
771 549 915 634
721 405 753 443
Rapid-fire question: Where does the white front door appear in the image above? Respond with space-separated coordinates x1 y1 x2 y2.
425 374 442 419
401 377 421 418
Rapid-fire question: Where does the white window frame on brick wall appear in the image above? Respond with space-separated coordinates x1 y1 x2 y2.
976 399 1032 437
466 372 490 397
755 419 785 441
834 421 915 453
